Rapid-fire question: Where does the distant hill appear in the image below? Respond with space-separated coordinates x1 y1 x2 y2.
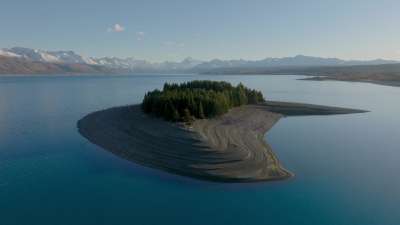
200 62 400 87
201 62 400 77
299 63 400 87
192 55 399 73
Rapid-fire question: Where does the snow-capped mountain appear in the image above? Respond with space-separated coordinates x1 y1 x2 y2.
0 49 21 58
93 56 203 71
94 57 157 70
0 47 96 65
47 50 97 64
0 47 204 72
1 47 399 74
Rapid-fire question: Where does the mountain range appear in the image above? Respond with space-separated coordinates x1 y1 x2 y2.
0 47 399 74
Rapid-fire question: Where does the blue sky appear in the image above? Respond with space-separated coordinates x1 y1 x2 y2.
1 0 399 61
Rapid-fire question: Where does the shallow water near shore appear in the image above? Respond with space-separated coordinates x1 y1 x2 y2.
0 74 399 225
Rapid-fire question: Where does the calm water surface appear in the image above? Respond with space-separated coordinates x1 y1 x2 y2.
0 75 399 225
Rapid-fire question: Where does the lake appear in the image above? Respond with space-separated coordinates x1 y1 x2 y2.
0 75 399 225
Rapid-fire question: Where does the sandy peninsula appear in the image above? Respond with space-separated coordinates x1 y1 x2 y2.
78 102 367 182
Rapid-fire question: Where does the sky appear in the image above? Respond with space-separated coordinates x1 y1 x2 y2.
1 0 400 62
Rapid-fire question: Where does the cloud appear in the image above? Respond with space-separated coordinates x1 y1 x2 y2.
136 31 145 41
107 24 125 32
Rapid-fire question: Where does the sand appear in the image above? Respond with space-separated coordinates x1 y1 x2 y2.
77 102 367 182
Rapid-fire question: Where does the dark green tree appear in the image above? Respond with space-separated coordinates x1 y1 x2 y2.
183 108 193 123
198 102 205 119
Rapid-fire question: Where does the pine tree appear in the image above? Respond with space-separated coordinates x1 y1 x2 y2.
183 108 193 123
172 108 180 121
198 102 205 119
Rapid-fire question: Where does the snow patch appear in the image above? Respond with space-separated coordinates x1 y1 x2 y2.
0 49 21 58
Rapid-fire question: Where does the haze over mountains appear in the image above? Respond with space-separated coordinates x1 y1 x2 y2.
0 47 399 74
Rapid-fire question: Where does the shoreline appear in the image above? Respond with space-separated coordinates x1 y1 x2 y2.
78 102 367 183
300 76 400 87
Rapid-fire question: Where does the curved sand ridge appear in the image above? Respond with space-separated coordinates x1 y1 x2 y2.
78 102 367 182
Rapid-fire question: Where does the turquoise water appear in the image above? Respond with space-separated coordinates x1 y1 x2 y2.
0 75 399 225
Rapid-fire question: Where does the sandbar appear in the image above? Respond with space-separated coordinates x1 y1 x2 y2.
77 102 367 182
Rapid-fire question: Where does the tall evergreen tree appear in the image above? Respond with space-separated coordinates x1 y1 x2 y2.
198 102 205 119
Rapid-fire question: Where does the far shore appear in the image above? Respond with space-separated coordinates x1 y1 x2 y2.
77 101 367 183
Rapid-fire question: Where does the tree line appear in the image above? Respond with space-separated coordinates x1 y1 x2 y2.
141 80 265 122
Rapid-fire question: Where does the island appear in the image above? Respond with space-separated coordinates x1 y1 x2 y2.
78 80 367 182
